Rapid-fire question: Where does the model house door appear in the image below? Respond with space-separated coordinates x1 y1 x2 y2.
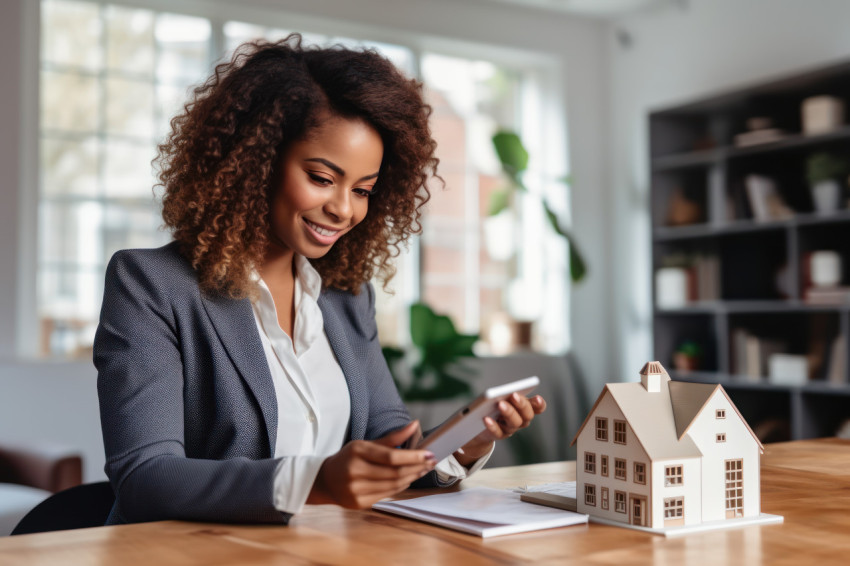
630 495 647 526
725 459 744 518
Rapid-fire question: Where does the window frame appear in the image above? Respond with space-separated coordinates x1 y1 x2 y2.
634 462 646 485
584 451 596 474
614 458 627 481
664 496 684 520
584 484 596 507
665 464 683 487
614 491 627 514
613 420 627 444
595 417 608 441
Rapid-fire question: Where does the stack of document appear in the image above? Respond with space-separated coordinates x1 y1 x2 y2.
372 486 587 538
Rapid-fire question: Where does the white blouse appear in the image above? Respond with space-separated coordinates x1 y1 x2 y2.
251 256 489 515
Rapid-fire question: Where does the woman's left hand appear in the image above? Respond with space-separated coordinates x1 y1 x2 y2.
453 393 547 467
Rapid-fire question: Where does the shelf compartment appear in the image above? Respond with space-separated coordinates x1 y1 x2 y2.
720 231 787 301
800 391 850 438
727 311 841 383
654 313 718 374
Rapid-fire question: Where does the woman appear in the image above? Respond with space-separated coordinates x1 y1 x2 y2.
95 35 546 525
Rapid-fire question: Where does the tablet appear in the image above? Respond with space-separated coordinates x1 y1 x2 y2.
417 376 540 461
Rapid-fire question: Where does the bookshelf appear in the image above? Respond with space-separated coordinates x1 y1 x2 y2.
650 60 850 443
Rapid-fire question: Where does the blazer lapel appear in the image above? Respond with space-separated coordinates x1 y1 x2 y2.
200 293 277 454
319 292 368 440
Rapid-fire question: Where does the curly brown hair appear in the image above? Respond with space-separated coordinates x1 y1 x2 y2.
157 35 437 298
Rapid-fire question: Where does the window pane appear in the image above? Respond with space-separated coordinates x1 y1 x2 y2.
38 266 103 357
41 70 100 133
39 1 215 356
103 139 156 199
223 21 299 54
41 137 99 197
105 77 155 138
105 5 155 75
41 0 102 71
155 84 190 139
155 13 211 86
420 52 520 341
102 204 169 261
39 200 103 268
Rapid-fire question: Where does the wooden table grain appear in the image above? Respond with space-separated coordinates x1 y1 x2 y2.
1 438 847 565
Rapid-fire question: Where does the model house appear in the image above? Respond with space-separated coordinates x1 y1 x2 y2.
571 362 764 530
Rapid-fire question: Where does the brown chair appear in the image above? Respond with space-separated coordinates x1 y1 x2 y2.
0 442 84 536
0 443 83 493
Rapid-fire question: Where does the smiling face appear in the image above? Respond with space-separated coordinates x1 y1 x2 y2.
268 113 383 260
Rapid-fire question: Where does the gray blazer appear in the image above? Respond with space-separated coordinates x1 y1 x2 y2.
94 242 439 525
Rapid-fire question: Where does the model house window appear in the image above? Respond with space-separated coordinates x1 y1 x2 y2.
584 452 596 474
35 0 568 357
614 491 626 513
665 465 683 486
664 497 684 520
584 484 596 506
717 433 726 443
601 455 608 477
601 487 609 510
716 409 726 419
725 459 744 518
613 420 627 444
634 462 646 485
614 458 627 480
595 417 608 441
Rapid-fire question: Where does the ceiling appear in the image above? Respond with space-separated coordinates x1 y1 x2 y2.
480 0 682 19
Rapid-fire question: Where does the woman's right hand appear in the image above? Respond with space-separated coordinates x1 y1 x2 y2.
308 420 436 509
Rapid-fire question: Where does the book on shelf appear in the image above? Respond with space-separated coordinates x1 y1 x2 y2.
744 175 793 222
372 486 588 538
732 328 786 381
826 334 847 385
804 286 850 305
734 128 787 147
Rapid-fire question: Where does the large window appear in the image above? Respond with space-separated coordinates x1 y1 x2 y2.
39 0 209 356
36 0 567 357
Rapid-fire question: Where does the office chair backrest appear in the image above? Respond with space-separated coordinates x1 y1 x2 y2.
11 481 114 536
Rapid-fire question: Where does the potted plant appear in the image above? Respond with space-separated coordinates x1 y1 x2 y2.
806 152 849 214
672 340 703 372
382 303 478 403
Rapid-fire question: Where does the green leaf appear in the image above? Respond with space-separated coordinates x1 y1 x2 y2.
492 131 529 178
543 200 587 283
568 239 588 283
409 303 436 347
488 189 511 216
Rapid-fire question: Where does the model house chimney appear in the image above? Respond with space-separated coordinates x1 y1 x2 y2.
639 361 663 392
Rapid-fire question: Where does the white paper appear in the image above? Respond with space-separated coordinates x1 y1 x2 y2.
373 487 587 537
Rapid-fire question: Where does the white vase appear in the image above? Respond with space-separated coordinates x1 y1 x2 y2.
811 179 841 214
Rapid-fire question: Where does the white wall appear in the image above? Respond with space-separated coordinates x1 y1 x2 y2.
608 0 850 380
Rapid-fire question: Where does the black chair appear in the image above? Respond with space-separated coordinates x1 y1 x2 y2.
11 481 114 536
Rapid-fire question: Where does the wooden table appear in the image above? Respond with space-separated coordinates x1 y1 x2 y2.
1 438 848 565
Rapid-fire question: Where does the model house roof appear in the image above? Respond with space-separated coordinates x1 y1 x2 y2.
570 364 764 458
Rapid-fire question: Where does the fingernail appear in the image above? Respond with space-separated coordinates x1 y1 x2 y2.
513 393 521 402
424 451 435 461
